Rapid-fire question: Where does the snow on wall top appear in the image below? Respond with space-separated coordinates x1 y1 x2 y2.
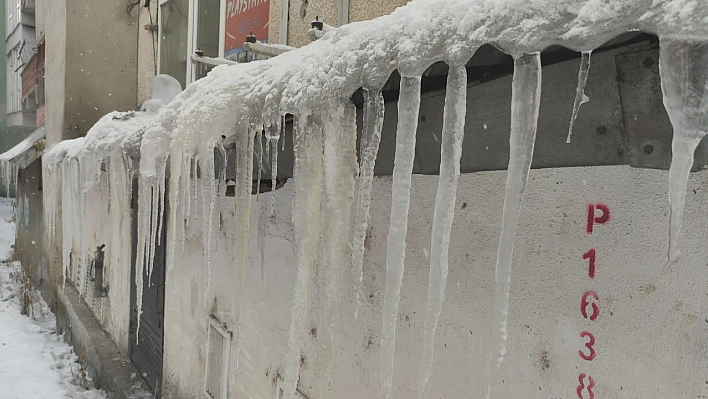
47 0 708 171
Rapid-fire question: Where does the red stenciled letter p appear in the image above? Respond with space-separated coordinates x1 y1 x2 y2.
586 203 610 234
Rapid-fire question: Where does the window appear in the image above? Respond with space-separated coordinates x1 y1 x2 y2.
6 45 23 114
204 317 231 399
159 0 190 89
192 0 220 81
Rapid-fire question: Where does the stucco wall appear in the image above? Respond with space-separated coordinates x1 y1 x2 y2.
14 159 52 297
137 1 158 105
269 0 410 47
62 1 139 141
160 165 708 398
43 0 66 146
44 0 139 146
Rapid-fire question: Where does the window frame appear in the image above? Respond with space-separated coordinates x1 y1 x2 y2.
158 0 226 86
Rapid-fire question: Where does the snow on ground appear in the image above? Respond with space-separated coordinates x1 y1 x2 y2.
0 198 107 399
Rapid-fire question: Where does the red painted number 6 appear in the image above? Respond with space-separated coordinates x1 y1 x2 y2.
581 290 599 321
577 373 595 399
579 331 596 361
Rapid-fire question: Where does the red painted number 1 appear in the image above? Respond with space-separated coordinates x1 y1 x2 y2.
583 249 596 279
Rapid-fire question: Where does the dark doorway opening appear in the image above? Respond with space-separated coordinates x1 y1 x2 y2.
129 177 167 397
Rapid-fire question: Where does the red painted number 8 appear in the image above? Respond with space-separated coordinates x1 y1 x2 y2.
577 373 595 399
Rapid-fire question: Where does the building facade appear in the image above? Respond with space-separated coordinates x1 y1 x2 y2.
7 2 708 399
4 0 35 128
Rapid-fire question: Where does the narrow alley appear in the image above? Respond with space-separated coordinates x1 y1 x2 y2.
0 199 106 399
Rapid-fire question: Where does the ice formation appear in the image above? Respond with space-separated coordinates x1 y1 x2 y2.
486 52 542 398
38 0 708 398
566 51 592 143
418 65 467 398
351 89 384 320
380 75 422 399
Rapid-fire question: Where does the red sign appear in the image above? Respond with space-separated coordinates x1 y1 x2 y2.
225 0 270 55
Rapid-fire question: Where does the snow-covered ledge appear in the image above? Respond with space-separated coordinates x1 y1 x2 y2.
42 1 708 399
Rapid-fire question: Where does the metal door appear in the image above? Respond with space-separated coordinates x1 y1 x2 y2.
129 178 167 396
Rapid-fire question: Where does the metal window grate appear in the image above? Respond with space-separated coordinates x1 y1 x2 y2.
204 318 231 399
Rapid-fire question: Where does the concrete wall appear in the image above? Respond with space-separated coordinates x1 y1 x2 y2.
269 0 409 47
34 0 44 40
43 0 66 146
44 0 140 146
158 165 708 398
137 1 158 105
62 1 139 141
14 158 52 296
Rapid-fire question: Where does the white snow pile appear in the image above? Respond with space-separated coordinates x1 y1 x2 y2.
0 199 107 399
40 1 708 399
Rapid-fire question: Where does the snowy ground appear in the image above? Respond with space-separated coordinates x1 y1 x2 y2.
0 198 107 399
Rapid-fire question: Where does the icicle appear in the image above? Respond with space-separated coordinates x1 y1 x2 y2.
313 103 359 399
78 177 88 296
231 124 255 372
192 158 199 222
486 52 542 399
659 36 708 274
167 148 184 276
199 142 217 306
148 180 160 281
184 156 193 233
217 142 227 182
352 89 384 321
281 116 287 152
108 154 128 309
256 129 264 198
270 123 281 216
566 51 592 143
134 175 150 342
380 75 422 399
180 155 192 252
418 65 467 398
282 114 324 399
61 161 73 288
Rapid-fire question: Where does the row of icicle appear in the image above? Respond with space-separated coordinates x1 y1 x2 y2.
38 36 706 399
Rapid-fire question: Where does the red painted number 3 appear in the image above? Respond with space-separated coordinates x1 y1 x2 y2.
578 331 596 361
577 373 595 399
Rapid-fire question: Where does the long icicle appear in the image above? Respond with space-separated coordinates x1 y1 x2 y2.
135 175 150 341
314 102 359 399
270 123 281 217
418 65 467 398
166 146 184 277
352 89 384 321
659 36 708 274
282 114 324 399
566 51 592 143
61 161 73 288
230 125 255 377
380 75 422 399
486 52 542 399
200 142 217 306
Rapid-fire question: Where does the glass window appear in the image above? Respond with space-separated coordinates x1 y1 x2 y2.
193 0 220 81
159 0 189 89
